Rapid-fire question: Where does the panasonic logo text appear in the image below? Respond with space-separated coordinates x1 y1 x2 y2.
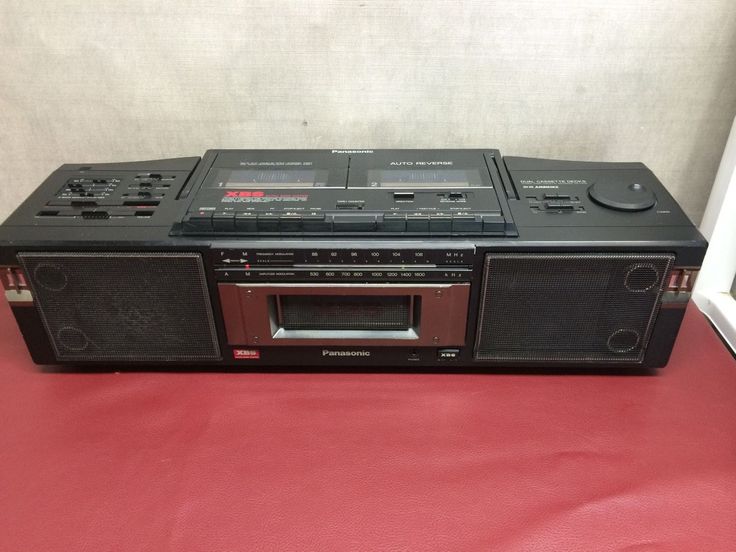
322 350 371 357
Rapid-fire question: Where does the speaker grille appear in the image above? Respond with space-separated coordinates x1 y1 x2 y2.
474 253 674 362
18 252 220 362
278 295 412 330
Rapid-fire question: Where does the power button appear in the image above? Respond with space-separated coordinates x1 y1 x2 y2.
437 348 460 361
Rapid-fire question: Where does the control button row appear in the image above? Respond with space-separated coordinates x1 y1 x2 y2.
183 211 505 233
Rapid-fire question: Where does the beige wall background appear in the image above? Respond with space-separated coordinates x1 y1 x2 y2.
1 0 735 224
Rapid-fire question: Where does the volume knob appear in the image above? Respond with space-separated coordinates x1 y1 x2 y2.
588 181 656 212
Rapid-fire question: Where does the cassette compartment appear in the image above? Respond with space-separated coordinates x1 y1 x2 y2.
219 283 470 346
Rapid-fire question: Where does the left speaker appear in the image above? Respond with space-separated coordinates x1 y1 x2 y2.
18 252 221 362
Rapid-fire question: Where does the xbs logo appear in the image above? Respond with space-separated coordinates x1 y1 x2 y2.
224 191 264 198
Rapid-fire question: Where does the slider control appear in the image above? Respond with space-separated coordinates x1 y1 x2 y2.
544 202 575 211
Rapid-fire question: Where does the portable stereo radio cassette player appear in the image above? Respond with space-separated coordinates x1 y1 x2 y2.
0 149 707 369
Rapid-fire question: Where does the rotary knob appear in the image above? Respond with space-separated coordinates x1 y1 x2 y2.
588 181 656 212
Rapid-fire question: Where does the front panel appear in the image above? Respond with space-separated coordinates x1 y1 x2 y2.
0 150 708 369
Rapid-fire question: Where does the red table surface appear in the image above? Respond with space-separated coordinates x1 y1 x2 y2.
1 300 735 552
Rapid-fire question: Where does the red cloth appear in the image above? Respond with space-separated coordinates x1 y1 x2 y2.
1 299 735 551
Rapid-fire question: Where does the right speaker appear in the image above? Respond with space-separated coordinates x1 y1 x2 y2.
474 253 675 362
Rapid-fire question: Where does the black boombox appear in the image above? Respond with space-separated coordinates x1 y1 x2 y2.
0 149 706 369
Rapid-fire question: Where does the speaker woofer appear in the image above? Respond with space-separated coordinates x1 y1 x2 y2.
18 252 221 362
624 264 660 292
474 253 674 363
34 263 68 291
606 328 641 353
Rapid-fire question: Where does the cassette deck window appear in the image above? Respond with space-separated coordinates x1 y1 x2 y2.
366 169 483 187
211 169 330 188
